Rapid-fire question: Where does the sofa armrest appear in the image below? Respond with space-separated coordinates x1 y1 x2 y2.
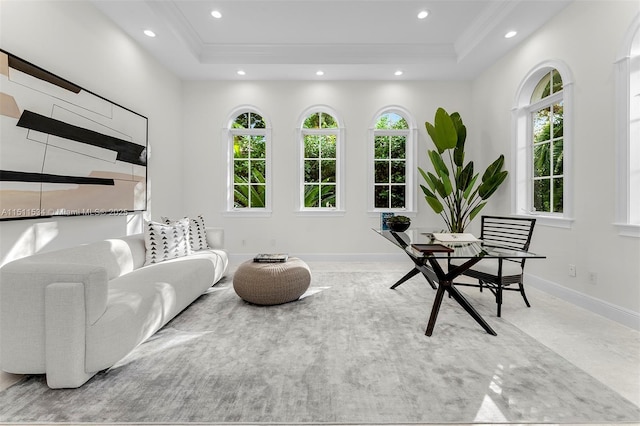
0 262 109 374
206 227 225 250
45 282 95 388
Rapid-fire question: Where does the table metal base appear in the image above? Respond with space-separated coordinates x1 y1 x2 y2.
391 257 497 337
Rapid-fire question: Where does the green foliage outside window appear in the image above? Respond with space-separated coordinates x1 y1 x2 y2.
303 112 337 129
375 113 408 130
374 113 408 209
304 134 337 207
302 112 338 208
232 112 265 129
233 133 266 208
531 69 564 214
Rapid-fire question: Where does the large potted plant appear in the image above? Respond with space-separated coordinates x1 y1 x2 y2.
419 108 508 233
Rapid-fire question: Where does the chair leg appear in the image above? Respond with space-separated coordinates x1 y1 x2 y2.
496 284 503 317
479 279 484 292
519 283 531 308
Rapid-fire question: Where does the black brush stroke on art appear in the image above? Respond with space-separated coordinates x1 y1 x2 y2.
17 110 146 166
8 55 82 94
0 170 114 185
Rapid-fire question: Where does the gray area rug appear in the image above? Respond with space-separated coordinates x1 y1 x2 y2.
0 270 638 424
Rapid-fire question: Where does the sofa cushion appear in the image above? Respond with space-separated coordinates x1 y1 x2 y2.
144 219 191 265
162 215 211 251
85 250 225 371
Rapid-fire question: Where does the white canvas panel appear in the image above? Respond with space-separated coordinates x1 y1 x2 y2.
41 144 134 179
7 67 112 118
0 121 47 172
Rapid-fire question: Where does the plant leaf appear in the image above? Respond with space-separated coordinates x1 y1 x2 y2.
463 173 479 200
450 112 467 167
453 145 465 168
420 184 435 198
425 195 444 213
425 108 457 153
456 162 474 193
428 172 447 198
482 155 505 182
418 167 436 192
440 170 453 196
469 202 487 222
428 150 449 176
478 170 508 199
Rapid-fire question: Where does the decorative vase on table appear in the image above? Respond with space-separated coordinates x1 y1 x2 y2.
386 215 411 232
419 107 508 233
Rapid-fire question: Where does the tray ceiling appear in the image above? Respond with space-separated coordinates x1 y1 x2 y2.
91 0 573 80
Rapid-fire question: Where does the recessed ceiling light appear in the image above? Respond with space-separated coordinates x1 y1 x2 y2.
211 10 222 19
237 70 246 76
316 70 324 76
143 29 156 38
504 30 518 39
417 10 429 19
394 70 403 76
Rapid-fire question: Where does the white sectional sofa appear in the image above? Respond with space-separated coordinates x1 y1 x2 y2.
0 227 228 388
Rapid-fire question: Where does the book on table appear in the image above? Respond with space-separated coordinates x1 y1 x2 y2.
380 212 394 230
432 233 481 243
253 253 289 263
410 244 454 254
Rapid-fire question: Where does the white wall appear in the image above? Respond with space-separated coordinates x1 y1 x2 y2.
472 0 640 316
181 80 481 257
0 0 183 265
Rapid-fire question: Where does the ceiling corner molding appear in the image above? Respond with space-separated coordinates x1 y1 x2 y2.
454 0 520 63
145 0 203 60
199 43 457 65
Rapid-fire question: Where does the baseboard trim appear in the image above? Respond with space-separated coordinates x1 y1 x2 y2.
525 273 640 331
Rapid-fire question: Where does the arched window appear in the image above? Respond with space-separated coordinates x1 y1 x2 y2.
297 106 344 213
615 14 640 237
225 107 271 215
368 107 417 212
530 70 564 214
512 61 573 228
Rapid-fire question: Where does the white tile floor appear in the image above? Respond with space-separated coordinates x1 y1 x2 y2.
1 260 638 414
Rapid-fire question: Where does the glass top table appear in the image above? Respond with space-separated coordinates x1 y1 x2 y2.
374 228 545 336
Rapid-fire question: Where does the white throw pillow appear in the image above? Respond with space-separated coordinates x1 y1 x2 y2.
189 215 210 251
162 215 210 251
144 218 191 265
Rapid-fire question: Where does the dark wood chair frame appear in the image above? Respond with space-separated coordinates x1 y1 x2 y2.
451 215 537 317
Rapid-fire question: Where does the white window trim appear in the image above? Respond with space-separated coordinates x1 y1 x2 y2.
222 105 272 217
511 60 574 229
614 13 640 238
367 106 417 215
296 105 345 215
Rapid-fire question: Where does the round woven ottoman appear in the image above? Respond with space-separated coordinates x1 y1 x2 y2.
233 257 311 305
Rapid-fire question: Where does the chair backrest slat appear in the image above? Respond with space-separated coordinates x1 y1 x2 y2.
480 215 536 251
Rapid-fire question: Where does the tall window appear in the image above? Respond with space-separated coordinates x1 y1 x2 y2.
225 108 271 214
369 107 416 212
531 70 564 214
298 107 344 212
512 62 573 228
615 15 640 237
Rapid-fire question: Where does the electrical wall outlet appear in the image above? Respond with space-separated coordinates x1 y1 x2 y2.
568 264 576 277
588 272 598 285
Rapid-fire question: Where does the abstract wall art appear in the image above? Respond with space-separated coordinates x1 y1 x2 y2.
0 49 148 220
